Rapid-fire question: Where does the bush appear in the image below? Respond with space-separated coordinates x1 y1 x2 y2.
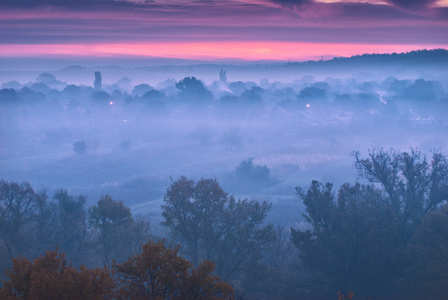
235 157 270 183
73 140 87 154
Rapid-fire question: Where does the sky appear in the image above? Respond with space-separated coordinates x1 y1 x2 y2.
0 0 447 61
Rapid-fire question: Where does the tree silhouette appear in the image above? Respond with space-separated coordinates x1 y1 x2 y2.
72 140 87 155
53 189 87 264
235 157 270 183
291 181 403 299
407 203 448 299
162 177 274 281
354 148 448 239
0 180 48 260
94 71 102 90
88 195 134 266
175 77 213 105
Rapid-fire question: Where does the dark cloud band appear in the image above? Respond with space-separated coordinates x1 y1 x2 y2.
268 0 313 9
0 0 133 9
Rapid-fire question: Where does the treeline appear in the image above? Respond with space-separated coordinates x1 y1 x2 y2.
1 68 446 125
2 148 448 299
298 49 448 68
0 184 149 269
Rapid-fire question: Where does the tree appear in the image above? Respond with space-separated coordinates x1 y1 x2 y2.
241 86 264 105
36 72 54 82
73 140 87 155
113 240 234 299
94 71 102 90
35 72 66 90
298 86 327 103
53 189 87 264
0 249 115 299
91 91 110 105
88 195 150 266
354 147 448 239
0 181 48 260
141 89 166 112
228 81 247 96
239 225 302 300
0 89 18 105
131 83 153 97
0 181 59 281
219 69 227 84
161 177 274 281
32 190 56 259
406 203 448 299
291 181 403 299
17 87 46 104
175 77 213 105
235 157 270 184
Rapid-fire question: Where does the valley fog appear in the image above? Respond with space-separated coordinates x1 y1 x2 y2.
1 50 448 229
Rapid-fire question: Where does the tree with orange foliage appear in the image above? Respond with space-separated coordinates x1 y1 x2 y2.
337 290 354 300
0 250 115 299
113 240 234 300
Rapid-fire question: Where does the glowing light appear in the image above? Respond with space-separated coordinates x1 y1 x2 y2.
109 101 114 105
306 104 310 108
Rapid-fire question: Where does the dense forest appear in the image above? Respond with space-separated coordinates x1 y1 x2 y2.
1 50 448 299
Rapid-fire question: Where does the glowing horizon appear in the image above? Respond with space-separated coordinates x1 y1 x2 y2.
1 42 447 62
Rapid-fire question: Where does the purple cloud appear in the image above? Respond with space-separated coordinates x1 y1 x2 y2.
386 0 438 10
0 0 446 50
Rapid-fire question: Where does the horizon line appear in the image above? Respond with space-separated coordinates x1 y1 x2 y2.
1 43 447 65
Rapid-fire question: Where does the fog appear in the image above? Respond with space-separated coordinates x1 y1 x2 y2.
1 49 448 230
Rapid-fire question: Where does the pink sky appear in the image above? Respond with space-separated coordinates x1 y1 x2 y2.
1 42 446 61
0 0 447 61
